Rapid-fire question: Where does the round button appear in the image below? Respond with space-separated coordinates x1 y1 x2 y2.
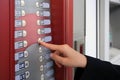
40 65 44 71
39 56 44 62
25 71 30 79
41 74 44 80
25 61 29 68
24 51 28 57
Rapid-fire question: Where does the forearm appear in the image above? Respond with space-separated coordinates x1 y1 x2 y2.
74 56 120 80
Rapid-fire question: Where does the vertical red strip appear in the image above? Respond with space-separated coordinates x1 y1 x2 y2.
0 0 10 80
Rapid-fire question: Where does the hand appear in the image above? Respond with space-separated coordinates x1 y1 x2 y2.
39 41 87 68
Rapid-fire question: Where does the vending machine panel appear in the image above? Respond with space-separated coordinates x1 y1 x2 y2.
0 0 73 80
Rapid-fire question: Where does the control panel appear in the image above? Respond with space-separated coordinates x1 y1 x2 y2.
0 0 73 80
14 0 54 80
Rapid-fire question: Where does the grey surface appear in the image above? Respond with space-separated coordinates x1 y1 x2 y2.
15 43 55 80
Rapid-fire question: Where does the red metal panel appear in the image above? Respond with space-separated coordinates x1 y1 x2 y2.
0 0 10 80
51 0 73 80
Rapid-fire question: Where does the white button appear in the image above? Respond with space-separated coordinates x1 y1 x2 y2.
15 41 28 49
21 0 25 6
15 10 25 17
36 11 51 16
36 11 40 16
41 74 44 80
15 20 26 27
37 20 40 25
36 2 39 7
24 51 28 57
40 2 50 8
39 47 42 53
37 19 51 25
22 20 26 27
25 71 30 79
39 56 43 62
38 38 42 43
23 40 28 47
40 65 44 71
15 30 27 38
25 61 29 68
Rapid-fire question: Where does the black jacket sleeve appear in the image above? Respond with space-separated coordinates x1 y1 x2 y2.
74 56 120 80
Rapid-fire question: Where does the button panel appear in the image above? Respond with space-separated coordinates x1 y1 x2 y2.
14 0 54 80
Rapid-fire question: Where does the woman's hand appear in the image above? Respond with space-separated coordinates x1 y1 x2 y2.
39 41 87 68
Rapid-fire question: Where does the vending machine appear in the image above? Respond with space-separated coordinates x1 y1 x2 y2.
0 0 73 80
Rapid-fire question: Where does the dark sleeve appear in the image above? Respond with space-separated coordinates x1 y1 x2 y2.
74 56 120 80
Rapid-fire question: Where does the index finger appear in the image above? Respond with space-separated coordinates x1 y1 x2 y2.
39 41 59 51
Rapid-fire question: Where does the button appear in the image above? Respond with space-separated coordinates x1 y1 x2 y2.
36 2 39 7
37 19 51 25
38 38 42 43
37 28 51 34
36 2 50 8
15 61 29 72
39 56 44 62
25 71 30 79
15 40 28 49
41 74 44 80
15 30 27 38
24 51 28 57
37 29 44 34
23 41 28 47
25 61 29 68
40 2 50 8
15 10 25 17
40 65 44 71
15 20 26 27
15 51 28 61
39 47 42 53
15 0 25 6
15 71 30 80
21 0 25 6
36 11 50 17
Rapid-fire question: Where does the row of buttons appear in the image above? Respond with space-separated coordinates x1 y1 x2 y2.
15 71 30 80
15 28 51 38
15 10 50 17
16 71 54 80
15 0 50 9
15 36 52 49
15 19 51 27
